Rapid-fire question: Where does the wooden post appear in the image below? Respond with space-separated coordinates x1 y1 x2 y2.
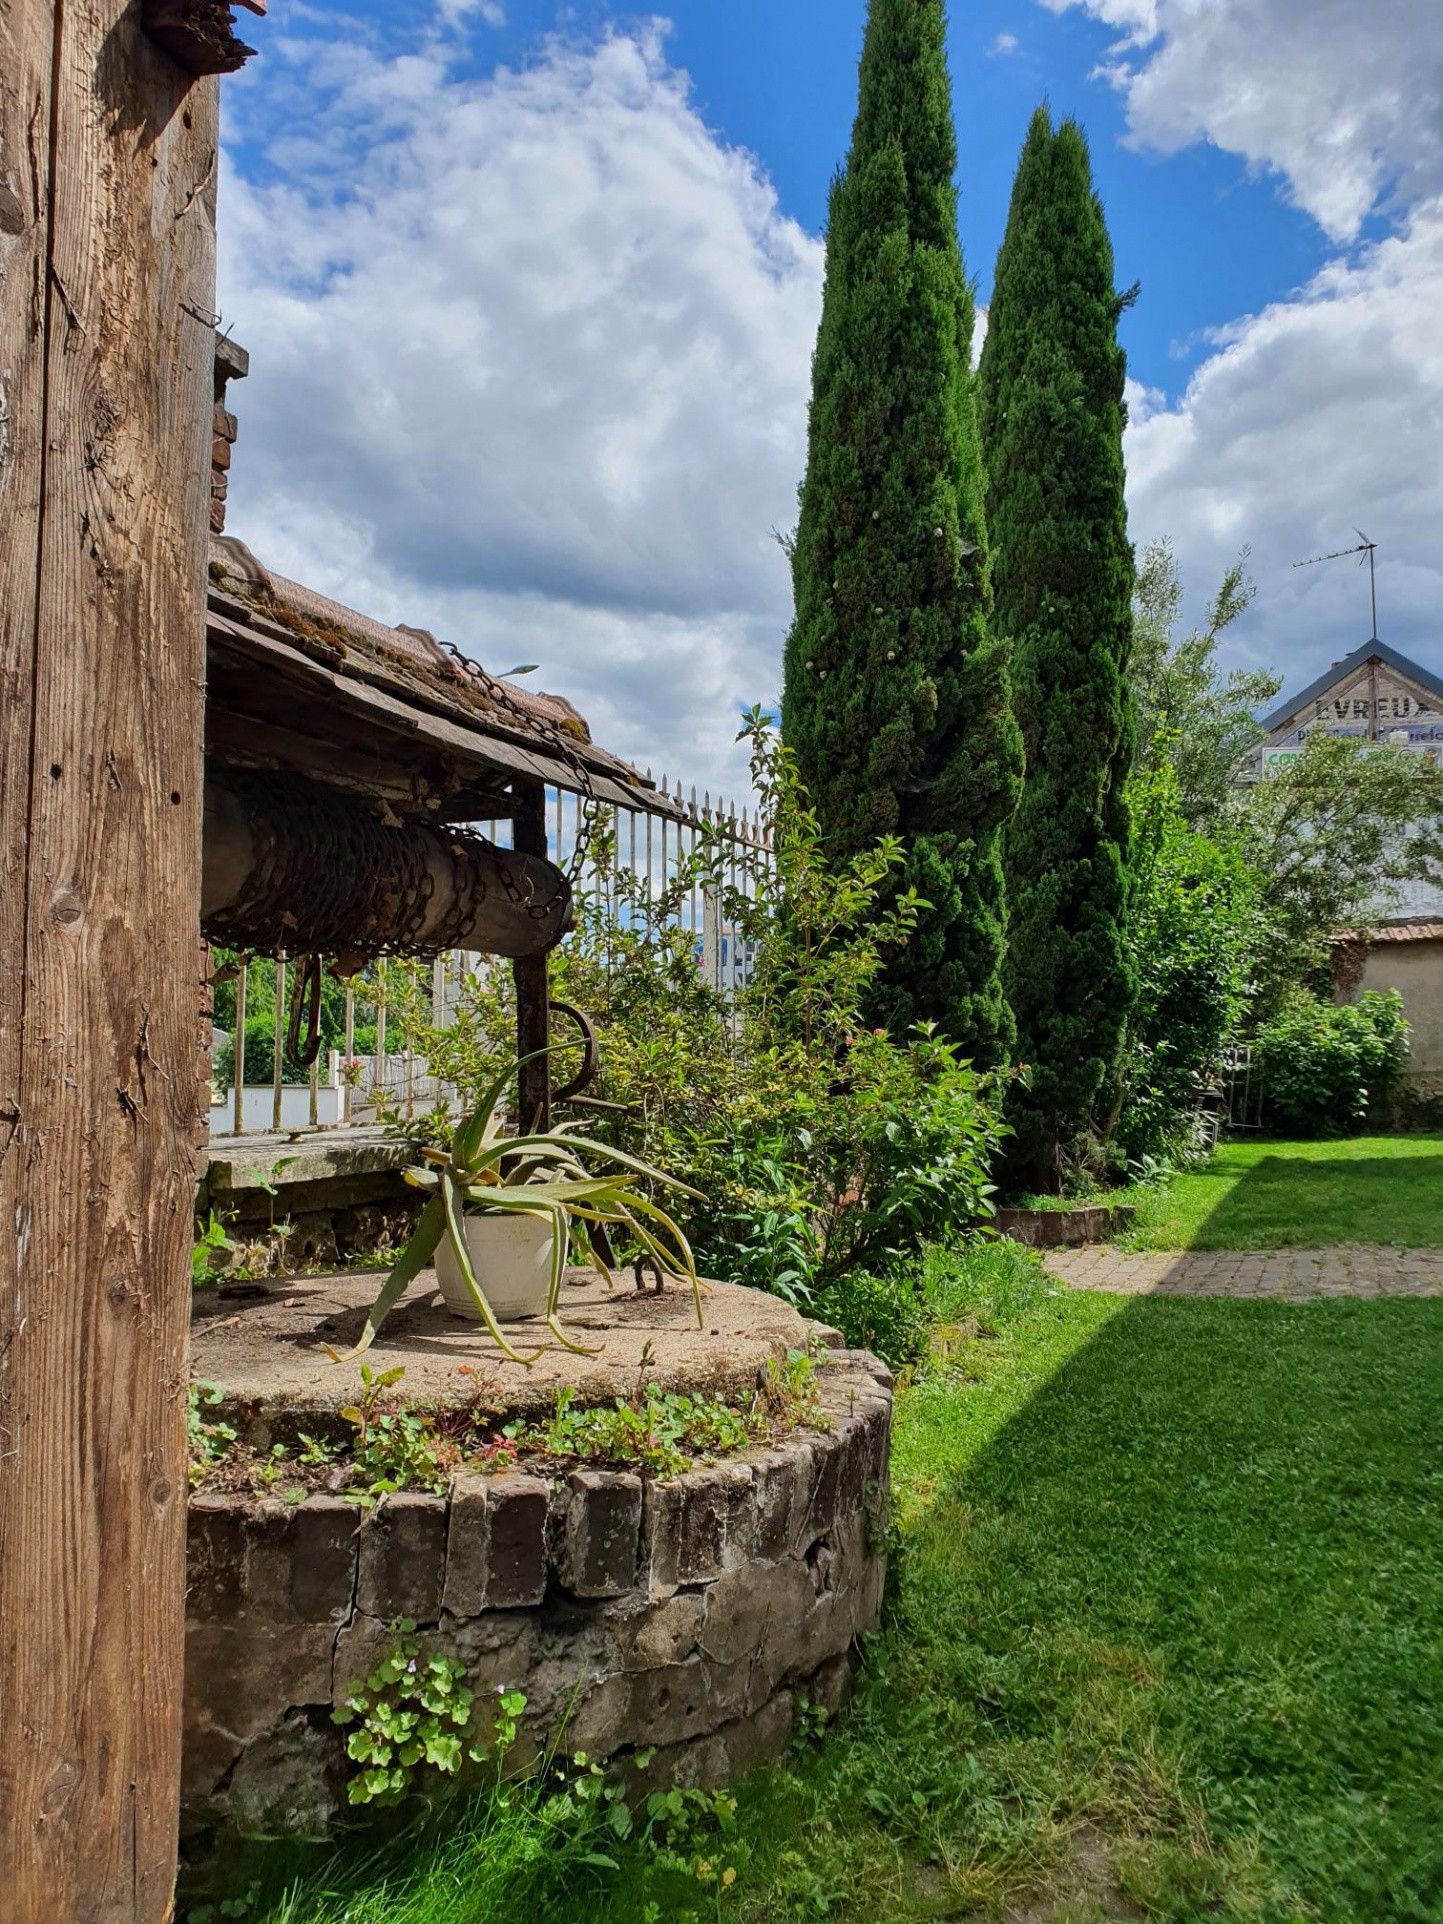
0 5 218 1917
512 783 552 1133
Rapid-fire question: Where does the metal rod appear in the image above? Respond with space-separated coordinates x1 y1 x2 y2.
660 782 669 909
696 788 708 938
1369 543 1378 642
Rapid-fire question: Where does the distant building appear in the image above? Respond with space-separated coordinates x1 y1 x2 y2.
1245 640 1443 1107
1242 637 1443 778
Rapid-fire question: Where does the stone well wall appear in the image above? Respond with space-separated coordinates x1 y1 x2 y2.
183 1347 893 1842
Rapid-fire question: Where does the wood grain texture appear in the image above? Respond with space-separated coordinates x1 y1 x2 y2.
0 5 217 1916
0 0 51 1222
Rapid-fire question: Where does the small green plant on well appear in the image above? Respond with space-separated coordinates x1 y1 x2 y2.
343 1044 707 1369
340 1364 453 1508
506 1350 824 1479
332 1621 522 1806
512 1383 755 1479
187 1382 237 1487
192 1210 235 1286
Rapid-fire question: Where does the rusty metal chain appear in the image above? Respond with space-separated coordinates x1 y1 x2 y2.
440 642 603 882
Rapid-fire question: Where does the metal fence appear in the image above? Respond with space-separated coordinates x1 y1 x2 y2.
209 777 770 1141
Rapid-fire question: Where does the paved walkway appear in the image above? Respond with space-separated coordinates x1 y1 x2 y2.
1044 1244 1443 1301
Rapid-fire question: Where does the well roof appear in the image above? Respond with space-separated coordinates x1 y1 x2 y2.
206 537 680 822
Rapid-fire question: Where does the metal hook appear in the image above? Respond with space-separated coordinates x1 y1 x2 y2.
549 999 600 1103
286 953 324 1068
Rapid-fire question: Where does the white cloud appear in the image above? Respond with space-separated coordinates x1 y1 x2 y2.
1031 0 1443 697
435 0 505 23
220 23 822 796
1042 0 1443 242
1125 199 1443 686
988 32 1021 57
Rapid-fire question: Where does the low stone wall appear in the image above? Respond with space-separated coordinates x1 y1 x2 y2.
183 1347 893 1843
198 1133 422 1277
994 1204 1136 1249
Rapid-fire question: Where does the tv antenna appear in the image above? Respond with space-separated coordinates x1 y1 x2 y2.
1293 530 1378 642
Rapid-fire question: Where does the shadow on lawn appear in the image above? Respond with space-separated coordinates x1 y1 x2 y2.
1171 1147 1443 1251
899 1286 1443 1919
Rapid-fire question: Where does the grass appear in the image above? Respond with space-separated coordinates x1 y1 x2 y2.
1123 1134 1443 1251
223 1241 1443 1924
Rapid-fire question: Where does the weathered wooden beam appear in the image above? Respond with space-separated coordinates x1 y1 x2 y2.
0 5 217 1917
201 771 572 958
513 783 553 1132
205 704 515 822
142 0 264 76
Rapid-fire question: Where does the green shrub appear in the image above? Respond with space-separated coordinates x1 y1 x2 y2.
1254 989 1410 1137
814 1265 933 1371
378 719 1007 1350
1116 750 1258 1164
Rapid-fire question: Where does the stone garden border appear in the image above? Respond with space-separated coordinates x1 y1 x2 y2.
994 1204 1136 1249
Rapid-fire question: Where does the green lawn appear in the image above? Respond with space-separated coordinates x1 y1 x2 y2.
1124 1134 1443 1251
232 1246 1443 1924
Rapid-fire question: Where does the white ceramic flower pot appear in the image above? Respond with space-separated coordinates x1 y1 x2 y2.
434 1211 555 1323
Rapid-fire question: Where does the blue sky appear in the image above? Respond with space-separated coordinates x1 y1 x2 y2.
227 0 1332 397
219 0 1442 794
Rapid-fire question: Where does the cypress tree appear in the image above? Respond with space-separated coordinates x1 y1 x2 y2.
978 108 1136 1190
781 0 1022 1068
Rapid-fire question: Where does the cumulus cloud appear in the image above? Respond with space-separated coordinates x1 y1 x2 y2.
220 22 822 795
1126 198 1443 684
435 0 505 25
989 32 1021 57
1032 0 1443 695
1041 0 1443 242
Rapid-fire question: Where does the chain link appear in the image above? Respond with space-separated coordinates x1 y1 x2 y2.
440 642 603 880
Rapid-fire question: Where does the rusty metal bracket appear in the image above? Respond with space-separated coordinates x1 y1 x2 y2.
143 0 265 77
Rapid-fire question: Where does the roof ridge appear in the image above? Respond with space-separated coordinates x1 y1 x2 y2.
1262 637 1443 735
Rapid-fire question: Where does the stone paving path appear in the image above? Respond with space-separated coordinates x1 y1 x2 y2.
1044 1244 1443 1301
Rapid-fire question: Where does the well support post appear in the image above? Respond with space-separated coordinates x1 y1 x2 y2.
512 782 552 1132
0 5 218 1915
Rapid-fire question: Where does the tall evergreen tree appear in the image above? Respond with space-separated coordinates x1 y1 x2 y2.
978 107 1136 1189
781 0 1022 1068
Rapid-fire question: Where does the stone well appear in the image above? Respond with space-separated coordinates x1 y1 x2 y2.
184 1270 893 1841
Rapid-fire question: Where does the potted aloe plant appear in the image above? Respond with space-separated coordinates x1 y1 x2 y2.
339 1051 706 1365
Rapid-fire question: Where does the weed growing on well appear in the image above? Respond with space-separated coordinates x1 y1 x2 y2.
187 1352 825 1502
187 1382 238 1487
